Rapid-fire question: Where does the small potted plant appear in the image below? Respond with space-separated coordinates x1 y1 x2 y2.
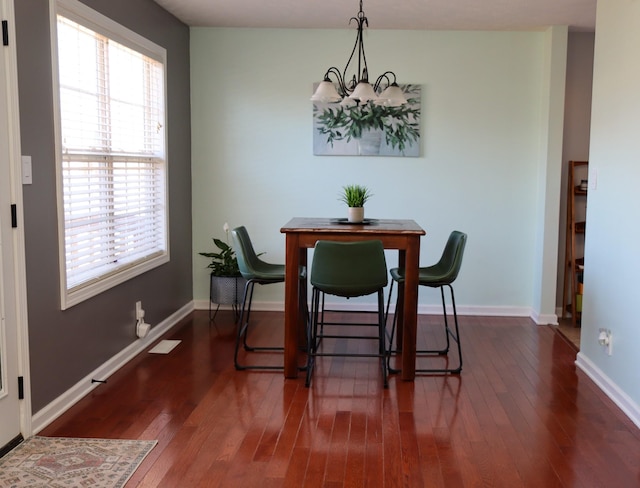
339 184 372 223
199 223 245 318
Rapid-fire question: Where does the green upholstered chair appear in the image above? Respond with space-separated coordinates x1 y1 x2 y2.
231 226 289 371
306 240 389 388
386 230 467 374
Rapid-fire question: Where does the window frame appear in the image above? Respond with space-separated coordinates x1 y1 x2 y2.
51 0 170 310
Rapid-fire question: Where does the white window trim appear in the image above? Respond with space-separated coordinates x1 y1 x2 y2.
51 0 170 310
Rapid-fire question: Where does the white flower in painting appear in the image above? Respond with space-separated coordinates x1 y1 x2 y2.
223 222 230 234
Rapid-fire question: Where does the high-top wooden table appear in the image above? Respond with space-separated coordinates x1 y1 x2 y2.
280 218 425 381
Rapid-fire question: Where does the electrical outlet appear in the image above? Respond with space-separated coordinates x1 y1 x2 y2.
135 301 149 338
136 320 150 338
598 328 613 355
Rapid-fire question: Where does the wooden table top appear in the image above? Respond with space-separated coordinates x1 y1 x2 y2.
280 217 426 236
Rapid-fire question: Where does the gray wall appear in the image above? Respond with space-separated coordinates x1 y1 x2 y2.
14 0 192 413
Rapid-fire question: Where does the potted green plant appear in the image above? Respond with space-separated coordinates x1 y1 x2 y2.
199 223 245 319
339 184 372 223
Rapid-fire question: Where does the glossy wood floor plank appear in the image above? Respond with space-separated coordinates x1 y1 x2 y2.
38 310 640 487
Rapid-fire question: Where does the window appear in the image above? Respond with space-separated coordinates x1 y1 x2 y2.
53 0 168 309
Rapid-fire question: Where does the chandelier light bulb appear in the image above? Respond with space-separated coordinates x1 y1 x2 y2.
348 81 378 103
310 80 342 103
377 83 407 106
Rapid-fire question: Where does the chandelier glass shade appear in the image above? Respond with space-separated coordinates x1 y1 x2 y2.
310 0 407 106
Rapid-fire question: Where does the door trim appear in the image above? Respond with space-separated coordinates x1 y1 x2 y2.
0 434 23 457
2 0 32 438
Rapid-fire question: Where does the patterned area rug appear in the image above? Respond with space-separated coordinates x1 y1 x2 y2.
0 436 157 487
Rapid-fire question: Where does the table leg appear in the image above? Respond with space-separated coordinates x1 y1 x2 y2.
298 249 308 350
401 237 420 380
284 234 300 378
395 251 407 353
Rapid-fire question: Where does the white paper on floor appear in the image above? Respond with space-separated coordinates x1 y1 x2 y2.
148 340 181 354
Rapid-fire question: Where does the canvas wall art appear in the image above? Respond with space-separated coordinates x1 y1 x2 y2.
312 84 421 157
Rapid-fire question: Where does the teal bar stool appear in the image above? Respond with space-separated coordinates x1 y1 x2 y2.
385 230 467 374
306 240 389 388
231 226 306 371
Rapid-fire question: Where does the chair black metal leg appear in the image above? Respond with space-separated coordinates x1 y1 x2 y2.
239 281 284 353
307 287 389 388
415 284 462 374
384 279 395 327
234 279 283 371
378 289 389 388
387 310 401 375
319 292 323 335
233 280 250 369
386 280 402 374
240 280 255 349
428 286 451 356
305 288 322 387
386 282 463 375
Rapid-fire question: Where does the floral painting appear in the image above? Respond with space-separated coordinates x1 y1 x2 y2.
312 84 421 157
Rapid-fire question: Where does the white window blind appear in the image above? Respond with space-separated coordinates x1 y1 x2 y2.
55 6 168 307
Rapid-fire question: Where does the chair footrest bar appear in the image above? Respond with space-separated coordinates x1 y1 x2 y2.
317 334 380 340
320 321 381 327
322 309 379 315
235 365 283 371
311 352 386 359
243 345 285 352
416 368 462 374
387 348 449 356
387 367 461 375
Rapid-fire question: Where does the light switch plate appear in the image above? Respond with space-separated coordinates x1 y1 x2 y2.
21 155 32 184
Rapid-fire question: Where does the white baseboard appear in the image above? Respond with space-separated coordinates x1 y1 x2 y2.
576 352 640 430
455 304 533 318
31 301 194 434
531 311 559 325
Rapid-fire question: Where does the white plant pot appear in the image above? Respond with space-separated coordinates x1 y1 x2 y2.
348 206 365 223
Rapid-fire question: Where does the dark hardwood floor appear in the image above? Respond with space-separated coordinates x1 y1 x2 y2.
39 310 640 487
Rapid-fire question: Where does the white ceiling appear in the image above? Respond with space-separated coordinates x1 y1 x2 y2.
152 0 596 32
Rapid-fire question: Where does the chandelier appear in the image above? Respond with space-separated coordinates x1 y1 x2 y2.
310 0 407 107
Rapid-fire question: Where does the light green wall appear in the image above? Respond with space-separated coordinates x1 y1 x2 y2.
579 0 640 423
190 28 561 317
532 26 567 322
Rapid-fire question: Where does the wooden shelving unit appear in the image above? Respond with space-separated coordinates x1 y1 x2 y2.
562 160 588 327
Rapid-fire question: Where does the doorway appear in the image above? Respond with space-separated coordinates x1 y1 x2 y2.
0 0 31 449
555 32 595 351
